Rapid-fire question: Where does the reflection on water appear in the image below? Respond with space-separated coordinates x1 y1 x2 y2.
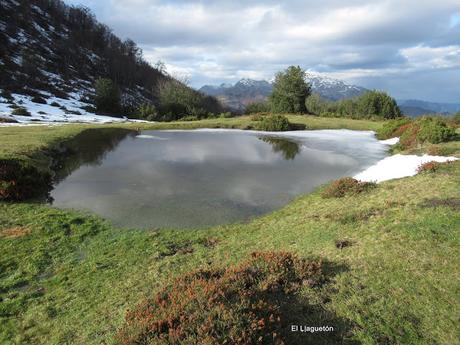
53 128 136 182
50 129 387 229
259 136 301 160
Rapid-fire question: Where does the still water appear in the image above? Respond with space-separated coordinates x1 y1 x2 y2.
50 129 388 228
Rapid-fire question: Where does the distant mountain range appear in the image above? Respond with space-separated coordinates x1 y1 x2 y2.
199 73 367 112
199 74 460 116
397 100 460 117
303 73 368 101
200 79 273 112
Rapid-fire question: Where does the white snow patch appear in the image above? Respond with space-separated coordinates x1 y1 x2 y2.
0 92 152 124
355 154 458 183
11 55 23 65
379 137 399 145
136 135 169 140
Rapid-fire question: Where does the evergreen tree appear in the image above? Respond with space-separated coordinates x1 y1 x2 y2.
357 91 401 119
269 66 311 113
94 78 120 115
305 93 328 115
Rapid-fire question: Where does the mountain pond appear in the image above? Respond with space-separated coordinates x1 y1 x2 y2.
49 128 388 229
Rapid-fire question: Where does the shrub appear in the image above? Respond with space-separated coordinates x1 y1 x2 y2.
318 111 337 118
157 80 223 121
356 90 402 119
0 117 17 123
322 177 377 198
219 111 233 118
304 91 402 119
305 93 329 115
65 109 82 115
250 113 268 121
94 78 120 115
417 161 440 174
31 95 47 104
399 122 420 149
179 115 199 121
115 251 325 345
255 114 291 131
138 103 158 121
50 101 60 107
81 104 96 113
1 89 13 101
386 118 453 150
453 111 460 124
0 159 52 201
11 107 31 116
416 117 455 144
245 101 270 114
376 118 412 140
427 145 453 156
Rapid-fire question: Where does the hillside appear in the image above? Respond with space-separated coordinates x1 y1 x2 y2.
0 0 220 123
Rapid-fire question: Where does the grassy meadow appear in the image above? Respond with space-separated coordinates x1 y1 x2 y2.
0 116 459 344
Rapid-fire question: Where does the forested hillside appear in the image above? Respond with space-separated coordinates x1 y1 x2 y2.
0 0 222 122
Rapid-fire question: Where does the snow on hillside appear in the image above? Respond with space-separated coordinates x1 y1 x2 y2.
0 0 168 124
0 93 136 124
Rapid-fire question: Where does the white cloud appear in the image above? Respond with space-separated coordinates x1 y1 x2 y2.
401 45 460 69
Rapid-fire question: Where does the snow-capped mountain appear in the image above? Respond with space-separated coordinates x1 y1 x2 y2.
199 74 368 112
200 79 273 111
304 72 367 101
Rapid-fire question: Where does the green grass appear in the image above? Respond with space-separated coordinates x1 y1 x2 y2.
1 161 459 344
1 118 459 344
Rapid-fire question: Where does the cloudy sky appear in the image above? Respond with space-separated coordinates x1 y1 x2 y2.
66 0 460 102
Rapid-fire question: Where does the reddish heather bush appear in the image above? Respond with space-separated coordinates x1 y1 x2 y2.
0 159 52 201
389 117 455 151
399 123 420 149
115 252 325 345
322 177 377 198
393 122 413 138
416 161 440 174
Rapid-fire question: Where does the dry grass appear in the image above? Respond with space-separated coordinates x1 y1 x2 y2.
0 226 31 239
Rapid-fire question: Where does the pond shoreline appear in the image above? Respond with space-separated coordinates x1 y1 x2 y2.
1 122 458 202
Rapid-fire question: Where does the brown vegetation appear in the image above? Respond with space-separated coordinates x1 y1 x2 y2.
0 226 31 239
322 177 377 198
416 161 440 174
115 251 326 345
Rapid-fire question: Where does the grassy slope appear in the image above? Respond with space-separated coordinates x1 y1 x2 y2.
1 117 459 344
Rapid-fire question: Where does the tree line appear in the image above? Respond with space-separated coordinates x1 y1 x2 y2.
246 66 402 120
